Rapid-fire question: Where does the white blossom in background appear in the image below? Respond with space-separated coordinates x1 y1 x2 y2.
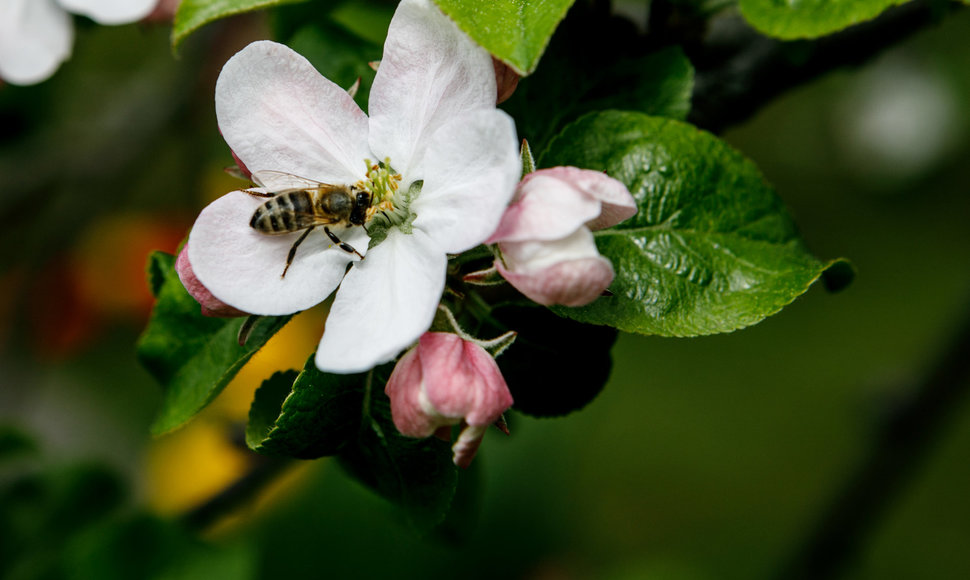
184 0 520 374
0 0 157 86
487 167 637 306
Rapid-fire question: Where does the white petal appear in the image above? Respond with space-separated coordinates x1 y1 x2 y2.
368 0 496 178
58 0 155 24
0 0 72 86
410 109 520 254
316 228 446 373
501 227 602 272
188 191 368 316
216 41 372 185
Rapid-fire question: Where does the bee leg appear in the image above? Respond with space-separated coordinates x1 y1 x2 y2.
282 226 315 278
244 188 274 198
324 226 364 260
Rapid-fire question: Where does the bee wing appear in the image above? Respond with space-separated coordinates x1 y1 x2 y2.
251 170 328 193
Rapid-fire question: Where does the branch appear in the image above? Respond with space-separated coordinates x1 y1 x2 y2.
773 301 970 579
180 453 293 531
687 0 963 133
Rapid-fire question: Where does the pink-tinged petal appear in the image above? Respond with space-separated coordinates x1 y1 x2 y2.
418 333 512 427
384 332 512 468
496 255 615 307
411 109 520 253
493 57 520 104
522 167 637 231
59 0 156 24
175 244 248 318
316 228 446 373
384 346 439 437
142 0 179 23
0 0 72 86
216 41 371 185
452 424 487 469
486 174 601 244
229 148 252 180
368 0 495 177
188 191 366 316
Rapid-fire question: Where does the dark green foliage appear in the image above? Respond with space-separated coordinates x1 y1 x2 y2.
247 361 366 458
491 305 618 417
137 252 291 434
338 365 458 532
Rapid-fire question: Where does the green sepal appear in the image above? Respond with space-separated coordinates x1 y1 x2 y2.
246 359 367 458
541 111 850 337
137 252 291 435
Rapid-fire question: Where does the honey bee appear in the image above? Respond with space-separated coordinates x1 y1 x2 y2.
246 170 372 278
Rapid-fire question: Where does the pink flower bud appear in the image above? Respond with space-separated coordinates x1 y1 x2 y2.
385 332 513 468
175 245 248 318
487 167 636 306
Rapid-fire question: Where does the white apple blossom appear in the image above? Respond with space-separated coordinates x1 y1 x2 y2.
0 0 157 86
185 0 520 374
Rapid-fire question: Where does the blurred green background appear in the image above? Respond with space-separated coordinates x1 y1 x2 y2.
1 2 969 579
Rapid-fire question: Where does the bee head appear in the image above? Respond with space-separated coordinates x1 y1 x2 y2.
350 190 371 226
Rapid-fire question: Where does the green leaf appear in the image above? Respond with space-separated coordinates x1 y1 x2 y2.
433 0 576 75
739 0 907 40
489 306 617 417
541 111 849 337
172 0 309 50
137 252 291 435
338 365 457 531
246 360 366 458
581 47 694 122
431 458 483 544
502 2 693 153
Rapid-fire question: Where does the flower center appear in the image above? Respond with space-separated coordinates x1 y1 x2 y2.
358 158 421 247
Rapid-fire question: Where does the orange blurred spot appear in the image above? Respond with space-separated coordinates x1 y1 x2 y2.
27 213 189 358
74 212 189 322
28 258 98 358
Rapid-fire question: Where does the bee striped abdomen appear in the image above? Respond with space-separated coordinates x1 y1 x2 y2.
250 191 317 233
